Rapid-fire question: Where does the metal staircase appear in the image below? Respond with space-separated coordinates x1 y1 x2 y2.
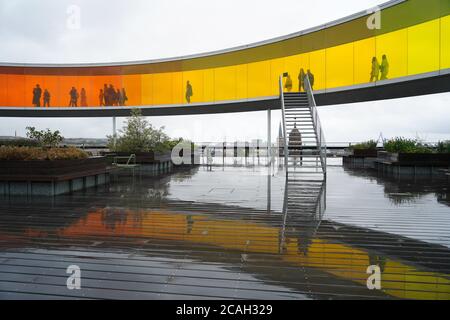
280 75 327 181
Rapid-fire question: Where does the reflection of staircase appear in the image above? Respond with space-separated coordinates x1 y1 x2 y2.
280 179 326 255
280 76 326 181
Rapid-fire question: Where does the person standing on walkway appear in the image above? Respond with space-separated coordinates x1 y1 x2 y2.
186 81 193 103
80 88 88 107
32 84 42 107
43 89 50 107
307 70 315 90
298 68 306 92
69 87 79 107
380 55 389 80
370 57 380 82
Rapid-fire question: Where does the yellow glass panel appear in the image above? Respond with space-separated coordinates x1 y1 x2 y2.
203 69 215 102
309 49 326 90
285 54 301 92
141 74 153 106
354 37 376 85
440 15 450 70
326 42 354 88
270 58 285 94
153 72 172 105
214 66 236 101
248 60 271 98
182 70 203 104
235 64 248 100
376 28 408 80
172 72 183 105
408 19 440 75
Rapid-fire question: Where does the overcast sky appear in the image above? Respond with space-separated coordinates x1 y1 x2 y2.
0 0 449 143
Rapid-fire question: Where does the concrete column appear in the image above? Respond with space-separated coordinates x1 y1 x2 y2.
112 117 117 148
267 108 272 166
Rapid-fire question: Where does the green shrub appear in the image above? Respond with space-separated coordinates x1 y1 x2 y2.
351 140 378 150
437 141 450 154
0 146 89 161
26 127 64 148
384 137 433 154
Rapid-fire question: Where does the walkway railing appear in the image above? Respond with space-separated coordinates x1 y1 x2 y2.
279 76 289 173
304 75 327 177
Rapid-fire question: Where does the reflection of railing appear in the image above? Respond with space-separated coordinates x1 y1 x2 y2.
113 154 139 168
304 75 327 177
279 76 289 173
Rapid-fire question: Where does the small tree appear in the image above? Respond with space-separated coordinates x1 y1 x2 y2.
26 127 64 148
108 109 172 153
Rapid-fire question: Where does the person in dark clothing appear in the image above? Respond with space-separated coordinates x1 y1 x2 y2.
307 70 315 90
103 84 109 106
116 89 121 106
298 68 306 92
284 74 293 92
185 81 193 103
80 88 87 107
99 89 105 106
108 85 116 106
43 89 50 107
121 88 128 106
370 57 380 82
69 87 79 107
32 84 42 107
380 55 389 80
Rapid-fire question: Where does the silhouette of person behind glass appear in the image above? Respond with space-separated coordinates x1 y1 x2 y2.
108 84 117 106
69 87 78 107
103 84 109 106
121 88 128 106
307 70 315 90
99 89 105 106
370 57 380 82
32 84 42 107
186 81 193 103
380 54 389 80
298 68 306 92
43 89 50 107
284 74 293 92
80 88 87 107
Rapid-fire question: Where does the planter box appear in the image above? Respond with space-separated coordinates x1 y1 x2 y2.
0 157 108 179
352 149 378 158
0 157 110 196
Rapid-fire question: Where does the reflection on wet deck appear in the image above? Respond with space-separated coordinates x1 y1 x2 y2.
0 166 449 300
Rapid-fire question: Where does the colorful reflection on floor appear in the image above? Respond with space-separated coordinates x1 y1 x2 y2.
0 166 449 300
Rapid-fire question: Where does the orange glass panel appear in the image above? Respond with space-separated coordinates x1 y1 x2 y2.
123 75 142 107
0 74 7 106
78 76 93 107
7 74 26 107
42 76 60 108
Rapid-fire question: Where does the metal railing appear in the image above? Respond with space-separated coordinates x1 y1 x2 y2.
303 75 327 177
279 76 289 174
